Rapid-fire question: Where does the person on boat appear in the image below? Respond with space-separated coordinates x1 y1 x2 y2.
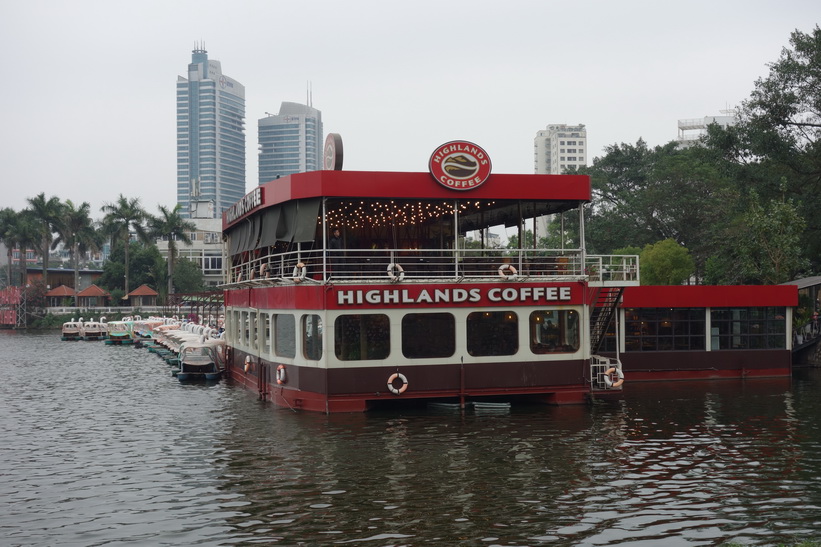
328 228 344 274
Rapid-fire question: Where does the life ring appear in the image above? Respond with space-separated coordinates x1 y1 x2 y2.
244 355 253 373
498 263 517 280
276 365 287 385
260 263 269 278
292 262 307 283
603 367 625 388
387 372 408 395
387 263 405 282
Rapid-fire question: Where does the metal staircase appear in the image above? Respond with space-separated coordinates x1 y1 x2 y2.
588 286 625 392
588 286 623 353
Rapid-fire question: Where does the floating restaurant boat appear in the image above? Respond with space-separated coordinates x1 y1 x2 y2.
220 139 639 412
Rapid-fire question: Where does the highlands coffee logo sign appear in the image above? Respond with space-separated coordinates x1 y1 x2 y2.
429 140 492 190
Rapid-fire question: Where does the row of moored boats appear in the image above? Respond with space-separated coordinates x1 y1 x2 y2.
61 316 226 382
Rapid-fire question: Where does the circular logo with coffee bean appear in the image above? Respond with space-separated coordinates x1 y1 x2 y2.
429 141 492 190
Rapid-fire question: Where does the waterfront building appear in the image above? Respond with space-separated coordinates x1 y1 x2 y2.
534 124 587 175
176 46 246 219
677 111 738 147
258 102 323 184
533 124 588 240
154 217 225 288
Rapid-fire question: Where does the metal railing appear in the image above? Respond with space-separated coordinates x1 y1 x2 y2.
228 247 640 285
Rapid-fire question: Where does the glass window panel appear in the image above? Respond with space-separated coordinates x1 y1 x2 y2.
335 314 390 361
402 313 455 358
274 314 296 358
467 311 518 356
303 314 323 360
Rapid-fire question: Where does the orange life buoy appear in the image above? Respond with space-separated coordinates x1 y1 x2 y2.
387 263 405 282
276 364 287 385
387 372 408 395
498 263 517 280
603 367 625 388
244 355 253 373
292 262 307 283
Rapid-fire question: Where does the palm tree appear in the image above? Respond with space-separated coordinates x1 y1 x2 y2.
147 204 196 297
27 193 64 287
0 208 17 286
4 209 40 287
101 195 148 295
53 200 100 294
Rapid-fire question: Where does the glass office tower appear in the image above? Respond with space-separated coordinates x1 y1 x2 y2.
177 47 246 218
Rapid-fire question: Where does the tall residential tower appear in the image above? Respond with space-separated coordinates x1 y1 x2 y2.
176 46 246 218
258 102 323 184
534 124 587 174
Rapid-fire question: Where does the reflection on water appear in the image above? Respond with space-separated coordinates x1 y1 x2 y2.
1 330 820 546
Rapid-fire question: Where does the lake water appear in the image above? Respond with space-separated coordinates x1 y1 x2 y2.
1 330 820 546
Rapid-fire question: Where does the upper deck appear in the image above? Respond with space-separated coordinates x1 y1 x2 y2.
221 170 639 289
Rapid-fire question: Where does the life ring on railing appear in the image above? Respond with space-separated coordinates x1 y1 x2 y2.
244 355 253 373
387 263 405 282
292 262 307 283
260 263 269 278
276 365 287 385
387 372 408 395
498 263 517 280
603 367 625 388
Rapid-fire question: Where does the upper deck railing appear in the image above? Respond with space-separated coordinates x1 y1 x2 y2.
225 247 639 286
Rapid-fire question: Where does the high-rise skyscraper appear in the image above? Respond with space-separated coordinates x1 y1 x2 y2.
176 46 246 218
258 102 323 184
534 124 587 174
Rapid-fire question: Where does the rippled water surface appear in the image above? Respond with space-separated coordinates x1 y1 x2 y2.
2 330 821 546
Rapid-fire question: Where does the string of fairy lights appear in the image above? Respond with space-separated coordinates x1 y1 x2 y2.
324 200 497 229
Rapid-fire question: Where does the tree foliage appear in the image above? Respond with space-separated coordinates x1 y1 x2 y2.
147 204 196 296
639 239 695 286
101 195 148 294
582 27 821 284
737 189 809 284
173 258 206 294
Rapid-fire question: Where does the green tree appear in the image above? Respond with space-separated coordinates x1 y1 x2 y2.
52 200 100 294
0 208 18 286
147 204 196 296
101 195 148 294
736 188 809 284
173 258 206 293
639 239 694 286
27 193 64 287
99 242 164 298
580 141 735 280
2 209 42 287
706 26 821 273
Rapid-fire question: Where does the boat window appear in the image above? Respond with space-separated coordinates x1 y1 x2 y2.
401 313 455 359
624 308 706 351
710 307 786 350
251 312 259 351
530 310 580 353
261 313 271 355
274 314 296 358
241 310 250 347
303 314 323 361
334 314 390 361
466 311 518 356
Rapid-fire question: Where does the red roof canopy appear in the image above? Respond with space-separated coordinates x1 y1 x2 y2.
622 285 798 308
224 170 591 229
127 284 158 297
45 285 75 297
76 284 110 297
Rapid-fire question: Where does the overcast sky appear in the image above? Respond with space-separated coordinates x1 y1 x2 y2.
2 1 819 220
